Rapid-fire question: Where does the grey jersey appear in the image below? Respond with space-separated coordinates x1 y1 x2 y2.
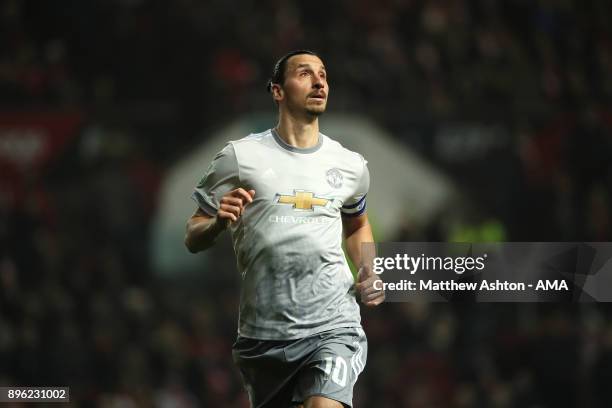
192 129 369 340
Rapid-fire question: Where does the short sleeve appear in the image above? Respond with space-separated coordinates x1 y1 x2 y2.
191 143 240 216
341 155 369 218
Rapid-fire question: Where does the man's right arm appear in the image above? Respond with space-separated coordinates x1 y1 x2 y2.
184 209 225 253
184 187 255 253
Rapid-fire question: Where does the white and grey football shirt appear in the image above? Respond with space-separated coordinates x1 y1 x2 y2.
192 128 369 340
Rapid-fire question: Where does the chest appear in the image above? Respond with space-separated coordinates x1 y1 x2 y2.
240 154 357 210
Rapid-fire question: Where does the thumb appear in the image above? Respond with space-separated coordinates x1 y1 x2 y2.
357 265 368 283
248 189 256 199
360 264 375 278
355 278 363 291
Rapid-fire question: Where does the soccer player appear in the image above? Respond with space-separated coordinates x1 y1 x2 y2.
185 50 384 408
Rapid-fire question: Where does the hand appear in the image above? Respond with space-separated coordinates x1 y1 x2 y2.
356 265 385 307
217 188 256 225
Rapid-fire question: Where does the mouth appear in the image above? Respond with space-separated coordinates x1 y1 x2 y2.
308 93 326 101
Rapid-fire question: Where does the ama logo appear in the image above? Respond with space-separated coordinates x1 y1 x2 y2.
535 280 569 290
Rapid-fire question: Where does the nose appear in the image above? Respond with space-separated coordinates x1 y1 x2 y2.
312 74 324 89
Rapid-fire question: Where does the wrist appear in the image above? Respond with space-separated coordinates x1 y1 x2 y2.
212 215 229 233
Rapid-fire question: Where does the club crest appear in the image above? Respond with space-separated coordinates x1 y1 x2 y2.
326 168 343 189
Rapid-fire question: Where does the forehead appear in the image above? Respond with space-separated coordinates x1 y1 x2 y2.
285 54 325 71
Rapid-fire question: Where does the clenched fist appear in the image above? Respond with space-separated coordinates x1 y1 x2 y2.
218 188 256 224
355 265 385 307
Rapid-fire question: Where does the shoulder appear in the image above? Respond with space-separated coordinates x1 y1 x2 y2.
214 129 274 163
226 129 276 158
230 129 274 148
321 133 367 168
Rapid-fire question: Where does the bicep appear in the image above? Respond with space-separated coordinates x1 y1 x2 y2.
192 207 211 218
342 212 370 238
188 207 213 227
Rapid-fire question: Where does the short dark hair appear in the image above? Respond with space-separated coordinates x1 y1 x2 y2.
266 49 320 93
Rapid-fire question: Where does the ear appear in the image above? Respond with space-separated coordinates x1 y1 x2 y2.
271 84 284 102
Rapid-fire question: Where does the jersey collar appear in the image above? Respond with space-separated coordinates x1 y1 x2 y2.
271 128 323 154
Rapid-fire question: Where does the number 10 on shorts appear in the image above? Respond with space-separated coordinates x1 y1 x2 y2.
323 356 348 387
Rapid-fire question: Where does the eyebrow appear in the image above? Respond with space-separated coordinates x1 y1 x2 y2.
296 63 326 71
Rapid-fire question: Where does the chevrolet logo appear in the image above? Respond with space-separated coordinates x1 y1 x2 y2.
275 191 330 211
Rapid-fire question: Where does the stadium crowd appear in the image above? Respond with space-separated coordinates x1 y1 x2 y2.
1 0 612 406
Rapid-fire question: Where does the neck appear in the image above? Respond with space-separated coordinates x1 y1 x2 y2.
275 110 320 149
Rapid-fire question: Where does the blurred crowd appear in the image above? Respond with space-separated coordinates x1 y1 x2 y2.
1 0 612 406
2 0 612 119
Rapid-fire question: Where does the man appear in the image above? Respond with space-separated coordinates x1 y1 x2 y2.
185 50 384 408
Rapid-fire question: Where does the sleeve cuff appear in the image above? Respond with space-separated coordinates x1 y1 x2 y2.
191 191 218 216
341 195 366 217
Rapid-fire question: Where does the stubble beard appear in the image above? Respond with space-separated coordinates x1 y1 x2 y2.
285 98 326 120
304 97 327 117
305 106 325 117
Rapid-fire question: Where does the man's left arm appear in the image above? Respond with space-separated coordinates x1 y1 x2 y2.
343 213 385 307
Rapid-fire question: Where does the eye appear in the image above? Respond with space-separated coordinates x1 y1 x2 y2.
299 71 309 77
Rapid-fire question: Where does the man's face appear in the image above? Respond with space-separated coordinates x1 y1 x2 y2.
278 54 328 116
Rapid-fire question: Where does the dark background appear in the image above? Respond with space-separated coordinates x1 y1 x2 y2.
1 0 612 406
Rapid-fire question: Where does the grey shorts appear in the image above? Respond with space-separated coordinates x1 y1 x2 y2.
232 326 368 408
